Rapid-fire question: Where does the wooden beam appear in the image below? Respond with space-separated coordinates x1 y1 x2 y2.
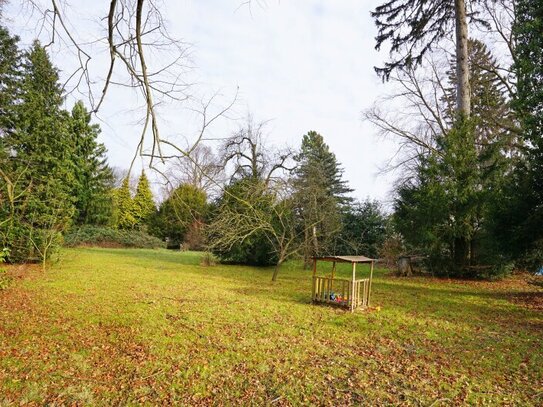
351 262 356 312
368 261 374 306
311 258 317 303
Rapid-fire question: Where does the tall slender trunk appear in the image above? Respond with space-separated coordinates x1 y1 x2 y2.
455 0 471 118
453 0 472 273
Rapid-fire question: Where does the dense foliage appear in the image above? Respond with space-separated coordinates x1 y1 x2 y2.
209 178 279 266
497 0 543 272
64 226 164 249
0 27 152 263
336 200 388 258
149 184 208 249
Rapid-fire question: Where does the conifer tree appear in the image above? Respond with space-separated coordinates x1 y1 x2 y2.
0 26 20 137
1 41 74 261
500 0 543 270
114 178 136 230
133 172 155 228
293 131 352 262
69 101 114 225
371 0 479 118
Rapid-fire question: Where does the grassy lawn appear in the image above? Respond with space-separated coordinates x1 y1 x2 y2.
1 248 542 405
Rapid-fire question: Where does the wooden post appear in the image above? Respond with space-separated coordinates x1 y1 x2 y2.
331 261 336 279
311 258 317 302
351 262 356 312
368 260 374 306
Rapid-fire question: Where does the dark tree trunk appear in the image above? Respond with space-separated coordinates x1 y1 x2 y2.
454 237 469 273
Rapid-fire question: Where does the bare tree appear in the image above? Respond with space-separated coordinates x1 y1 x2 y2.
166 143 225 198
207 179 311 281
364 56 450 180
480 0 517 99
7 1 241 184
221 115 294 186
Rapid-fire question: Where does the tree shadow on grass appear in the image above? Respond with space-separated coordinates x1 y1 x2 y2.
374 280 543 330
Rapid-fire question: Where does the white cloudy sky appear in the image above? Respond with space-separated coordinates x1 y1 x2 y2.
4 0 399 203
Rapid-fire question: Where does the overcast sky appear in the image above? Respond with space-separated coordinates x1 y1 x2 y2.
4 0 399 204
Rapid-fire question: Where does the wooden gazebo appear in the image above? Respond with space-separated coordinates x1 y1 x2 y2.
311 255 375 311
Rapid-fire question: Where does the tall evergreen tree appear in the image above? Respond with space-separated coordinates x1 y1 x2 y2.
371 0 483 120
1 41 74 261
0 26 20 136
132 171 155 228
114 178 136 230
293 131 352 262
501 0 543 270
0 26 22 257
69 101 114 225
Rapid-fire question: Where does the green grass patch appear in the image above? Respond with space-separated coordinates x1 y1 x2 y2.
0 248 541 405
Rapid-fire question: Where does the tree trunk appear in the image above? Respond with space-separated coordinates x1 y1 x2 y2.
454 237 469 273
312 225 318 255
272 260 282 282
455 0 471 118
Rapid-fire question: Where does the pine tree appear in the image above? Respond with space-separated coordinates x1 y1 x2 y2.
502 0 543 270
1 41 75 261
0 25 20 137
293 131 352 262
114 178 136 230
133 171 155 228
69 101 114 225
0 26 22 258
371 0 478 118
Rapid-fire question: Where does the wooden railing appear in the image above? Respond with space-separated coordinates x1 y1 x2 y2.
312 276 371 310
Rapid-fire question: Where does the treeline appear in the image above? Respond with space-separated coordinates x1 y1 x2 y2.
148 124 388 281
0 25 388 273
0 27 162 265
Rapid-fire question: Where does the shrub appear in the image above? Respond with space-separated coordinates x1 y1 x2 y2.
200 252 217 267
0 248 11 290
64 226 165 249
520 239 543 274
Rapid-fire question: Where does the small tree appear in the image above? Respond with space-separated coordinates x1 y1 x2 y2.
208 178 305 280
337 200 388 258
149 183 207 249
208 178 278 266
114 178 136 230
133 171 156 228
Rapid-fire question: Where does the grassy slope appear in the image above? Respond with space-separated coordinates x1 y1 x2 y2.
0 248 542 405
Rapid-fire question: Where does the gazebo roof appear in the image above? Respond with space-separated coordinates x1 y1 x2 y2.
313 255 374 264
